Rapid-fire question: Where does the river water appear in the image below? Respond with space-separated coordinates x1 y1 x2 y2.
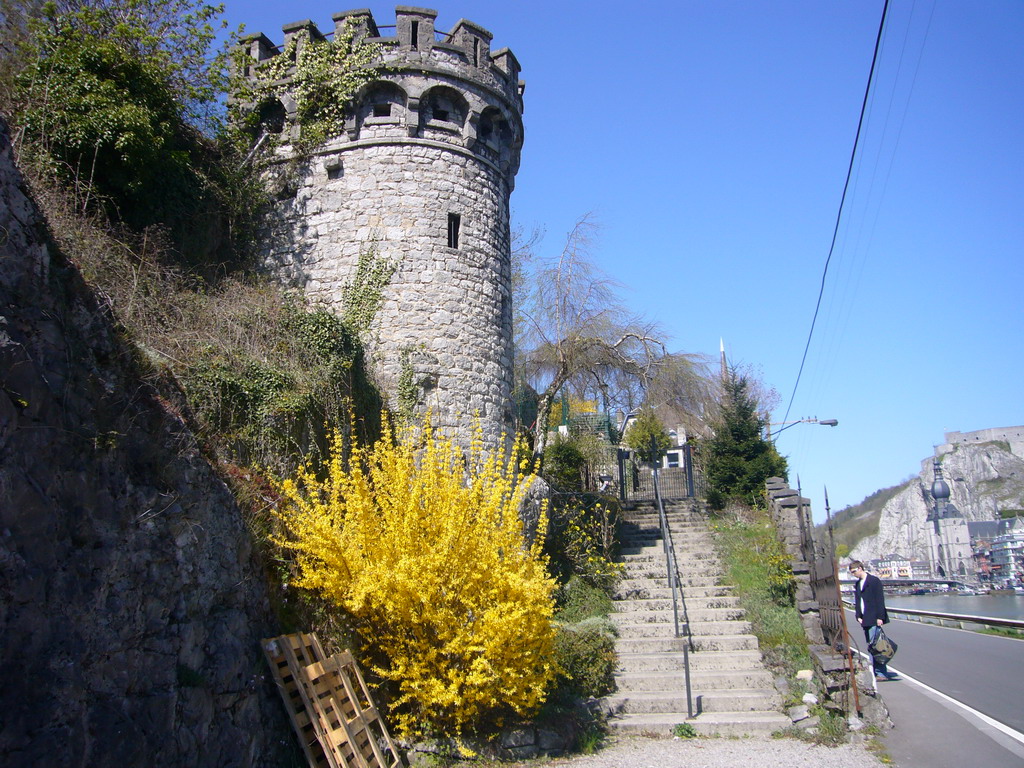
885 592 1024 621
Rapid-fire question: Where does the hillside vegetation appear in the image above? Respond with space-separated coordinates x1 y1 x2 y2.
816 480 911 556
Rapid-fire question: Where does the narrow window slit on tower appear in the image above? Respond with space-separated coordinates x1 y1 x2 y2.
411 21 419 49
447 213 461 249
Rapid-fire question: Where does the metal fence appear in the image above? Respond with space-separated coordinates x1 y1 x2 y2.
616 445 705 503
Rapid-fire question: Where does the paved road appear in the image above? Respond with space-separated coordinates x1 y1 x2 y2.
845 611 1024 767
846 611 1024 731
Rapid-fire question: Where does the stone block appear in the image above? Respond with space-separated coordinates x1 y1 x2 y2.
788 705 810 722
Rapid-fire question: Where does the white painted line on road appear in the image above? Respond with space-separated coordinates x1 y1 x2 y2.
852 648 1024 747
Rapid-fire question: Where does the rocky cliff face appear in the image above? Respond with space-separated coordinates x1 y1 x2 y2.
0 120 291 764
850 439 1024 562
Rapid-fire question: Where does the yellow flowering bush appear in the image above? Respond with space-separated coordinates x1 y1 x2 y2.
548 496 624 589
272 417 557 737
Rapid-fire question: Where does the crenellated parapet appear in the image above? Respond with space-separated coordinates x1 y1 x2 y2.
239 6 524 179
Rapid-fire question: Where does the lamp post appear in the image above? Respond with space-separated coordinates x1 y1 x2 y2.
767 417 839 441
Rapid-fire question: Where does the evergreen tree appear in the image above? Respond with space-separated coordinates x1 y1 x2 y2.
704 369 787 509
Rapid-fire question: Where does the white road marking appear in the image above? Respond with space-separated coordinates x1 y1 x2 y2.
852 647 1024 747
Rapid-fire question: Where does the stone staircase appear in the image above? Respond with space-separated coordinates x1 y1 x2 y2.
603 500 790 736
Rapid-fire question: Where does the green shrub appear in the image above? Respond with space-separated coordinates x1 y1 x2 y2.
543 435 586 492
174 288 382 470
702 370 787 509
4 1 247 256
555 576 614 624
552 616 617 700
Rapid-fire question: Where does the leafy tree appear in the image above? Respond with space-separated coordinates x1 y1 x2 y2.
703 368 788 509
625 407 671 463
2 0 233 236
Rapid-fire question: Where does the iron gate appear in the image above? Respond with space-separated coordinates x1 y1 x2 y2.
616 445 704 502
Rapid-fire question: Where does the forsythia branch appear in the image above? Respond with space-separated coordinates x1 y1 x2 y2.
272 415 557 737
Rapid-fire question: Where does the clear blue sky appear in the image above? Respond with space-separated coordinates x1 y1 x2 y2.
226 1 1024 521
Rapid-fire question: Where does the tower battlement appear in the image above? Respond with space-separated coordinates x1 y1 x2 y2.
241 7 525 447
241 7 524 176
245 8 523 100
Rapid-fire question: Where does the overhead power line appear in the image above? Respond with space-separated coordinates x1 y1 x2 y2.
780 0 891 427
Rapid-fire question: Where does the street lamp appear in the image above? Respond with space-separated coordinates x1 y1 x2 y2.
767 417 838 440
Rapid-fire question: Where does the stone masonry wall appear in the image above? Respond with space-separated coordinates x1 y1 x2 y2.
939 426 1024 460
765 478 824 645
247 7 523 447
0 118 291 766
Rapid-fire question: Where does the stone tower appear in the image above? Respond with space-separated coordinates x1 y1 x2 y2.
240 7 524 445
927 459 973 580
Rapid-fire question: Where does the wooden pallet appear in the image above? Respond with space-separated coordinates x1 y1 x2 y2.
304 651 402 768
263 633 333 767
263 633 403 768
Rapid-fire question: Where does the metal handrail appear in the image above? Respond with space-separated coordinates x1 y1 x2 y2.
651 463 694 719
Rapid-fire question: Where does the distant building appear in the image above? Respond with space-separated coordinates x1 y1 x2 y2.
867 555 930 581
968 521 1001 583
872 554 912 579
989 516 1024 587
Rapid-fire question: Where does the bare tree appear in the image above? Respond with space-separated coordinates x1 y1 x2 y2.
517 215 668 458
643 351 717 438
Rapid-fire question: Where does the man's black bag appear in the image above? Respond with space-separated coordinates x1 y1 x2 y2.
869 626 898 664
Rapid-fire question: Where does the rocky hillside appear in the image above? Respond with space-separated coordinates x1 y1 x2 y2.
846 438 1024 562
0 120 291 765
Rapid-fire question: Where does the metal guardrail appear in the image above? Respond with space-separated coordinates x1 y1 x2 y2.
651 463 694 719
886 607 1024 632
843 601 1024 632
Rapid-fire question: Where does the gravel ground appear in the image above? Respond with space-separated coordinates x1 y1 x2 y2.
479 734 888 768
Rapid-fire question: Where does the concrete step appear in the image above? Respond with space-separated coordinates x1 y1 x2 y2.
614 669 775 693
613 583 733 601
608 503 786 739
619 552 718 566
613 619 752 639
619 568 724 582
603 690 695 715
613 637 689 654
614 633 760 654
621 531 709 542
616 649 766 673
688 634 760 652
612 595 740 612
610 607 745 624
604 687 778 716
615 575 723 590
606 711 791 737
697 688 781 712
613 622 683 639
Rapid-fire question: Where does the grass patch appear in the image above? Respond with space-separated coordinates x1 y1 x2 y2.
709 505 810 672
979 626 1024 639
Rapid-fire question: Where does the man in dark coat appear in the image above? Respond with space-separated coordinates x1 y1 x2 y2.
850 560 899 681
